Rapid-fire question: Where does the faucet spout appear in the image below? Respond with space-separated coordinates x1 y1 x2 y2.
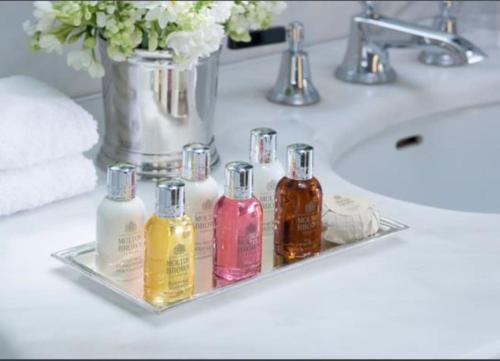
438 36 486 65
335 12 486 84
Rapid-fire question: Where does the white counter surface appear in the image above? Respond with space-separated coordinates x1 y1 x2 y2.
2 38 500 359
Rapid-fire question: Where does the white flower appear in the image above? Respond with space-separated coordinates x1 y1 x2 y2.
106 44 127 62
145 5 174 29
23 20 36 36
67 49 104 78
227 1 286 41
96 12 107 27
166 31 195 56
204 2 233 23
67 49 93 70
39 34 63 54
166 30 200 68
88 60 105 78
196 22 225 57
166 18 224 70
33 1 53 13
33 0 55 32
136 1 196 29
104 18 119 34
229 14 250 34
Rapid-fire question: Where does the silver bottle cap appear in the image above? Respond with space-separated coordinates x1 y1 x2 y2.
156 180 185 218
250 128 278 164
224 161 253 200
287 143 314 180
182 143 211 181
106 163 136 201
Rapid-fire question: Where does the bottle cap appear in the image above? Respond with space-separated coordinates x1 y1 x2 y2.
287 143 314 180
224 161 253 200
182 143 211 181
156 179 185 218
106 163 136 201
250 128 278 164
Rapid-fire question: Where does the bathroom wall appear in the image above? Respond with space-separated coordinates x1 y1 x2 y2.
0 1 497 99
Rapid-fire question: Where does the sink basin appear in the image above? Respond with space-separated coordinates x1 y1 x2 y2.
333 102 500 214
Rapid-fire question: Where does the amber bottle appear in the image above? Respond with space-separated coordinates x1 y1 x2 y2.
274 144 322 263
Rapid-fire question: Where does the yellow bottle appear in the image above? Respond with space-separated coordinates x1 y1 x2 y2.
144 180 195 307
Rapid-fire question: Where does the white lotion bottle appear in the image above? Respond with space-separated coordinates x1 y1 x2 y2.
181 143 219 294
96 163 145 296
249 128 285 271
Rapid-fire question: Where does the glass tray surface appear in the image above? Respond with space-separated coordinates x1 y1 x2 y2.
52 217 409 314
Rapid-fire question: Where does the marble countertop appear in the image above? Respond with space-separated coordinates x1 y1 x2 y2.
2 38 500 358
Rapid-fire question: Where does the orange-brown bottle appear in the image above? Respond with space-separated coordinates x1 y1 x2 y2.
274 144 322 263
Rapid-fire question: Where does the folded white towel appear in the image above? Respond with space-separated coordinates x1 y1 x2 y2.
0 75 98 170
0 154 97 216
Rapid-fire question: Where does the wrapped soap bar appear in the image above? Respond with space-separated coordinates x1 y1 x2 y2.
322 194 380 244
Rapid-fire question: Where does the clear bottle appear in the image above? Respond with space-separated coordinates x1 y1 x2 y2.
274 144 323 264
96 163 145 292
214 162 263 283
181 143 219 294
249 128 285 271
144 180 195 306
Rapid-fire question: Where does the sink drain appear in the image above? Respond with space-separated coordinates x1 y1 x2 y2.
396 135 423 150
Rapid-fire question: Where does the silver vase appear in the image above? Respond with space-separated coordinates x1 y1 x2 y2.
98 45 220 179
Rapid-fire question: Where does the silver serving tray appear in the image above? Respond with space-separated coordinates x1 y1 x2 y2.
52 217 409 314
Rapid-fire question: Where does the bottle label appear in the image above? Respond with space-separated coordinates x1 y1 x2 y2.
258 179 278 232
237 227 260 267
294 201 321 251
116 230 144 275
258 192 275 232
192 199 215 260
167 243 192 292
97 220 144 280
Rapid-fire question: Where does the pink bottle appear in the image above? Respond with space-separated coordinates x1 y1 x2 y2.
214 161 263 283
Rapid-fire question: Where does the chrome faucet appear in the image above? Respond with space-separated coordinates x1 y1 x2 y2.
335 1 486 84
418 0 462 66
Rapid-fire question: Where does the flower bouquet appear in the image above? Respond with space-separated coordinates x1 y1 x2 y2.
25 0 286 77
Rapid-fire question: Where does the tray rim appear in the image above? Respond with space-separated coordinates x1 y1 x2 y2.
51 216 409 314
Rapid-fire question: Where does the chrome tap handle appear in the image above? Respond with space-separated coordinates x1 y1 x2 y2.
361 0 384 18
267 21 320 106
362 1 377 16
431 1 462 34
287 21 304 53
440 0 458 18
